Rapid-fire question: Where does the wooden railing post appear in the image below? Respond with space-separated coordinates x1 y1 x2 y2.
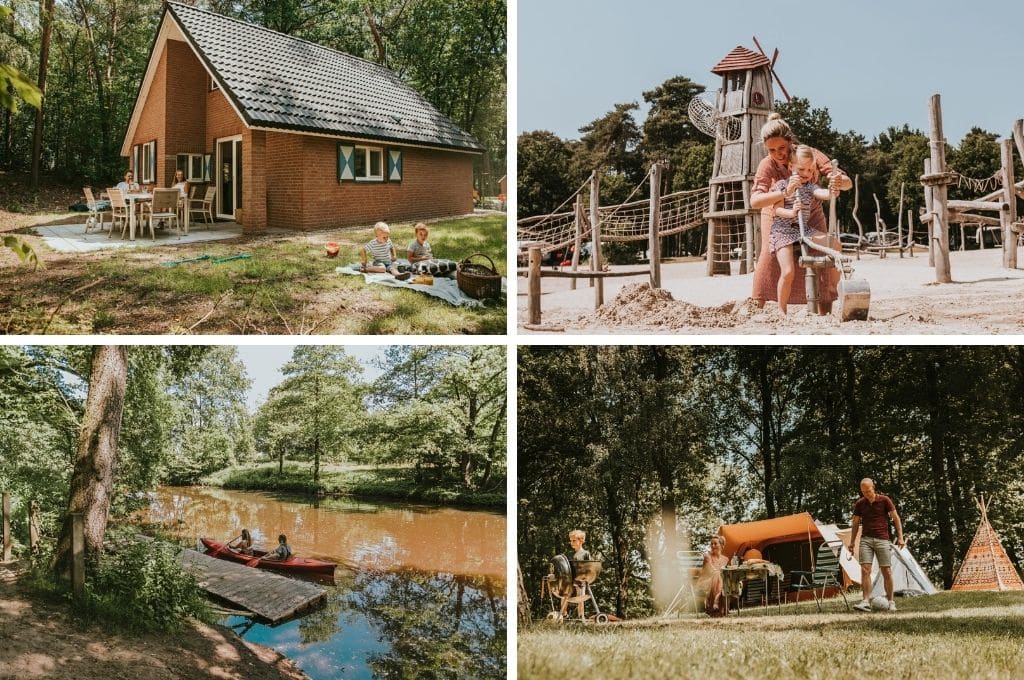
2 492 11 562
528 246 542 325
907 210 915 257
928 94 952 283
648 162 662 289
71 512 85 598
570 196 582 291
1002 138 1018 269
590 172 603 308
924 159 935 267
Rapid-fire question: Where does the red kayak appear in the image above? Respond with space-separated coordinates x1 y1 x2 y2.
200 537 336 576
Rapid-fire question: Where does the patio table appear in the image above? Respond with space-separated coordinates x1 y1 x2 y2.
721 561 784 616
125 192 190 240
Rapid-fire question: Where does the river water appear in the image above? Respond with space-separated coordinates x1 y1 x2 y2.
139 486 506 679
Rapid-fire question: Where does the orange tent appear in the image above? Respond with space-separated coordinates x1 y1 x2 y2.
718 512 823 575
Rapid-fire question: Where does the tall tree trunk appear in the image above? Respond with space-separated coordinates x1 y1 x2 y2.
53 346 128 578
516 562 532 626
480 394 506 487
758 350 776 518
30 0 56 188
278 451 284 475
925 356 956 588
312 370 321 489
842 348 863 476
461 394 478 488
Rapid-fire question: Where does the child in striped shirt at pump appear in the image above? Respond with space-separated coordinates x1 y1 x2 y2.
361 222 411 280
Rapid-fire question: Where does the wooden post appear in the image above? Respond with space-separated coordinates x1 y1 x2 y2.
928 94 952 283
852 175 863 260
71 512 85 598
648 162 662 288
590 172 603 308
29 500 39 556
924 159 935 267
907 209 915 257
1001 138 1018 269
528 246 542 325
2 492 11 562
570 197 582 290
897 183 905 257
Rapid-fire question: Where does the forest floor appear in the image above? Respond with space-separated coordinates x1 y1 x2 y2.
0 570 309 680
1 200 506 335
518 249 1024 334
518 590 1024 679
202 462 505 509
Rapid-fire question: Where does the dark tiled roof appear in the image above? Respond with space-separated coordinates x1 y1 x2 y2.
711 46 770 75
167 2 483 152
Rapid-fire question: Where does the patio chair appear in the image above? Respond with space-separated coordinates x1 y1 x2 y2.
188 185 216 226
83 187 104 234
142 188 183 239
739 572 783 614
788 540 850 612
662 550 705 617
106 188 129 239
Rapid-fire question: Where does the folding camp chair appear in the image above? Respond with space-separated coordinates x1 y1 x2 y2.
662 550 705 617
789 540 850 612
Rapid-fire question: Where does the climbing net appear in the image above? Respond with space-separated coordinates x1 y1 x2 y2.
517 186 710 252
952 170 1002 195
708 218 747 266
688 94 743 143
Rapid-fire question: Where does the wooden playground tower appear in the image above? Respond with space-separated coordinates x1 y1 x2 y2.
703 45 776 276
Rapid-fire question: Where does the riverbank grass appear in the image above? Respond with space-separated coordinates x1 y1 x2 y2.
203 462 504 509
519 591 1024 679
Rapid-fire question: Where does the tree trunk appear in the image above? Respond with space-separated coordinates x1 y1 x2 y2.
842 348 862 476
481 394 506 487
278 451 284 475
758 350 776 518
461 394 478 488
516 562 532 627
924 356 955 588
30 0 56 188
54 346 128 578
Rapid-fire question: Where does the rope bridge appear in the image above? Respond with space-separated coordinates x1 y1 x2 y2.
517 186 710 253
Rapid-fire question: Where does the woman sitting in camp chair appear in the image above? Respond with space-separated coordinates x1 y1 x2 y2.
697 536 730 617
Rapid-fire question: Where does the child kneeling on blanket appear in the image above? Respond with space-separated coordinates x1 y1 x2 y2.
361 222 411 280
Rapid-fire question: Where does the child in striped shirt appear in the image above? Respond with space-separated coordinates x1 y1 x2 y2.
361 222 411 280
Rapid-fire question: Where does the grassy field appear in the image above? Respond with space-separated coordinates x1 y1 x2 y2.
202 462 505 509
519 591 1024 679
0 211 506 335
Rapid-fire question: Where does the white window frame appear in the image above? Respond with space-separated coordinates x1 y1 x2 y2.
354 145 384 182
176 153 206 183
141 140 156 184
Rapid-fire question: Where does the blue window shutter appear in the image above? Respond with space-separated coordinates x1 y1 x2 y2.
338 144 355 182
388 149 403 182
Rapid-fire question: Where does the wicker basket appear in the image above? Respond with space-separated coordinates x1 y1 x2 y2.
456 252 501 299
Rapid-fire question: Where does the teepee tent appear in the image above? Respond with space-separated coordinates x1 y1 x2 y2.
951 496 1024 592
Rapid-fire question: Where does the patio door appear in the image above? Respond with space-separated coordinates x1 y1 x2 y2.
216 135 242 220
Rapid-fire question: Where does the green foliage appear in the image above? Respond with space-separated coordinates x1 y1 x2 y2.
2 235 41 269
81 540 212 633
517 130 580 217
576 102 643 181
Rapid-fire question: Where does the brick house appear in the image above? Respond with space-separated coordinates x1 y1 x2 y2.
121 2 483 232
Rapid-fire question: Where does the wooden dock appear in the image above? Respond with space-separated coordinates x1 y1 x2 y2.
178 548 326 624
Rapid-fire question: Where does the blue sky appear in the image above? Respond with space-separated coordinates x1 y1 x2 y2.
236 345 388 411
517 0 1022 145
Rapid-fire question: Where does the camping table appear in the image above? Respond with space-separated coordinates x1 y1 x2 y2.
721 561 784 615
125 192 152 240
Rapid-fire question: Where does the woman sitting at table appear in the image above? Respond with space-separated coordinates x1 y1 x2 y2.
170 169 189 198
116 170 139 194
697 536 730 617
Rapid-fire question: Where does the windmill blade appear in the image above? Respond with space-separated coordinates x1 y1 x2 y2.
752 35 792 103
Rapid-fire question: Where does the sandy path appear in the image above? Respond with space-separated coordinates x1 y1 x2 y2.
517 249 1024 335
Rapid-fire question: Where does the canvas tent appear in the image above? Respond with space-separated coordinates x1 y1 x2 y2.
951 496 1024 592
817 523 938 598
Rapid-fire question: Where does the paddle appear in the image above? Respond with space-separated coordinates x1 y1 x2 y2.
207 534 241 558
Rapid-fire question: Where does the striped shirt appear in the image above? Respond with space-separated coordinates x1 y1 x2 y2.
364 238 395 263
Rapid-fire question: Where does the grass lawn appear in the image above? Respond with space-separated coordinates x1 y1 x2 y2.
201 461 505 509
519 591 1024 679
0 209 506 335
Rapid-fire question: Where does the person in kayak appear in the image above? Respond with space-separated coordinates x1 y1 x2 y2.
261 534 294 562
227 529 254 555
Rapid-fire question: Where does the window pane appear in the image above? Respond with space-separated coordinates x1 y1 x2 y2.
191 156 203 181
355 148 367 178
177 155 188 175
369 150 381 177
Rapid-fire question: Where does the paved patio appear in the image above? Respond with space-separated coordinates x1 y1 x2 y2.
26 220 260 253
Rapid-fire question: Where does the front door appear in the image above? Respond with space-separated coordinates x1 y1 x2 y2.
216 136 242 219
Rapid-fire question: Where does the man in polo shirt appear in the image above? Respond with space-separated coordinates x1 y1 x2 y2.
848 478 905 612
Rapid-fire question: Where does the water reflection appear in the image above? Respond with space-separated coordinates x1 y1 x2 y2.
138 486 507 678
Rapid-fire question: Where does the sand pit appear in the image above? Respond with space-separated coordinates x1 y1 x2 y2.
518 249 1024 335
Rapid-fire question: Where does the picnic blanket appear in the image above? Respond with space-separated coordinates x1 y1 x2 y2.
335 263 506 307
